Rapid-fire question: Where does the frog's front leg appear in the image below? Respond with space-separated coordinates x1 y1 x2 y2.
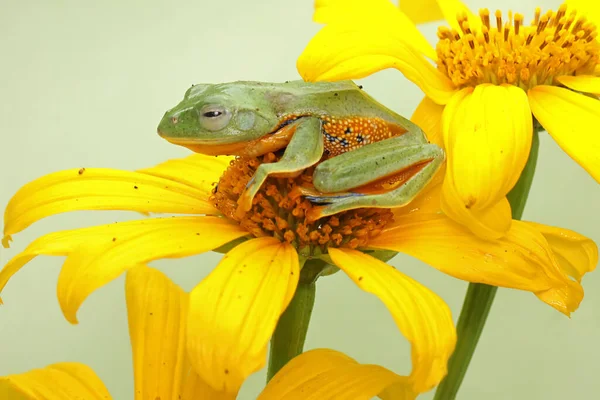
236 117 324 217
306 137 444 221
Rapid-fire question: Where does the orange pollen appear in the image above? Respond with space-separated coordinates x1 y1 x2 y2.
210 153 394 253
436 4 600 89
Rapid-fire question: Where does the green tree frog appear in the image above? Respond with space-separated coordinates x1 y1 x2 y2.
157 80 444 221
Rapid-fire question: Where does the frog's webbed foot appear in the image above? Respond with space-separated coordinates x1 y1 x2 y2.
235 117 324 218
286 186 367 222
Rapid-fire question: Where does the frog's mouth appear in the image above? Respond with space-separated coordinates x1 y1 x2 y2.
160 137 249 156
158 121 296 157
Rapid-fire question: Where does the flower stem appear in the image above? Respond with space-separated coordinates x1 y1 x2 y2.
433 131 539 400
266 266 316 381
506 131 540 220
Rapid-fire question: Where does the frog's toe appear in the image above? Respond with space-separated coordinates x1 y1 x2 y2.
306 206 327 223
305 193 366 222
244 175 256 189
305 192 364 204
236 191 255 215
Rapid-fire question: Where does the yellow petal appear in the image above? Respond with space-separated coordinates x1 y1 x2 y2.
445 84 532 210
299 33 453 105
379 382 419 400
312 0 436 60
442 175 513 240
187 237 299 394
126 266 188 400
524 221 598 282
138 153 231 195
442 84 533 239
411 96 445 148
442 145 512 241
0 216 248 323
435 0 482 34
528 85 600 182
180 372 236 400
258 349 414 400
132 285 237 400
298 25 454 104
328 248 456 394
566 0 600 27
0 363 111 400
400 0 444 24
440 86 470 146
410 96 446 192
557 75 600 95
391 180 444 225
3 166 217 246
370 214 585 315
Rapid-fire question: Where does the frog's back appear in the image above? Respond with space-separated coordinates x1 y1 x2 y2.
252 80 419 156
212 80 424 157
228 80 401 119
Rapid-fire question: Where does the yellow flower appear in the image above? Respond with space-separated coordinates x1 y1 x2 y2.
0 151 595 396
0 154 453 397
297 0 600 239
0 265 415 400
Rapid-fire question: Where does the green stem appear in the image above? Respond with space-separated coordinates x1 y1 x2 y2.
506 131 540 220
433 131 539 400
266 277 316 381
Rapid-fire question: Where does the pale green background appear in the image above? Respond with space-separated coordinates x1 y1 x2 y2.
0 0 599 399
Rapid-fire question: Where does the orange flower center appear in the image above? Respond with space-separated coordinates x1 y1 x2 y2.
436 4 600 89
211 153 393 254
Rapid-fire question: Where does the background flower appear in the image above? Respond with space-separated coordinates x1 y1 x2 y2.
298 0 600 240
0 265 415 400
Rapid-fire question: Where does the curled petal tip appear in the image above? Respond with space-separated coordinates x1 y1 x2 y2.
64 313 80 325
535 279 584 316
60 293 81 324
2 235 11 248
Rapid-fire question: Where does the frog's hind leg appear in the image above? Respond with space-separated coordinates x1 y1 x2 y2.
236 117 324 217
306 141 444 221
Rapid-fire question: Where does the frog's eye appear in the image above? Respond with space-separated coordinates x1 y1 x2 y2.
199 104 232 131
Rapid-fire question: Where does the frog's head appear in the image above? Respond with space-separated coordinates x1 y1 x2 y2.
157 82 280 155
